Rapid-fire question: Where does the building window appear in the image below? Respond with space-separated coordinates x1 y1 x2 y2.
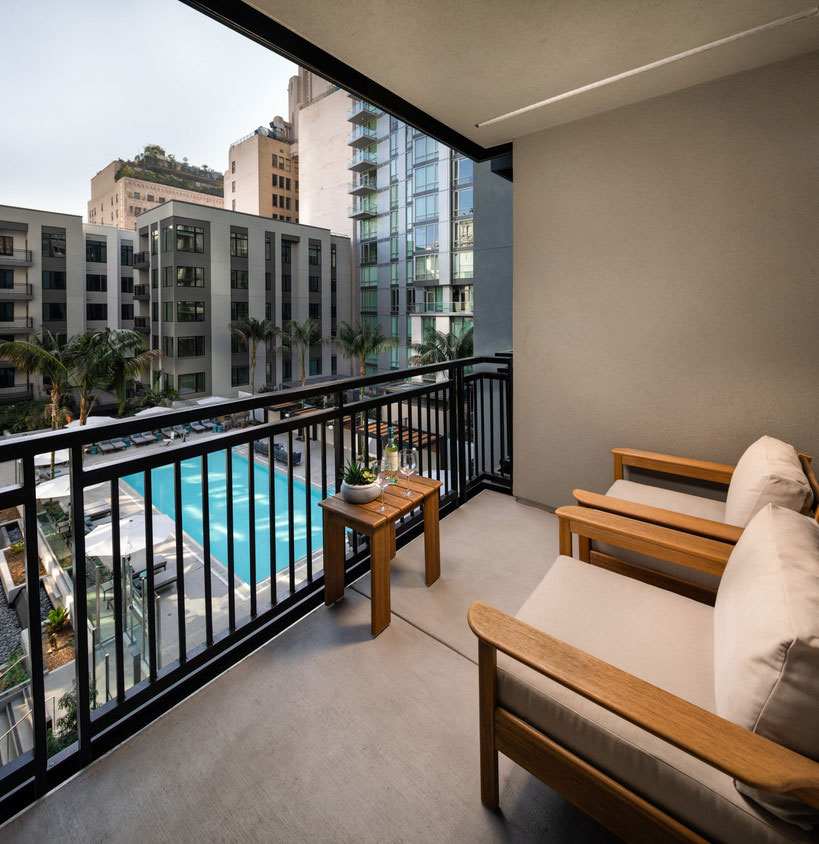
390 288 400 313
163 302 174 322
178 372 206 395
230 301 249 321
42 270 66 290
230 231 248 257
86 274 107 292
414 255 439 281
390 263 399 285
86 240 106 263
272 194 278 208
265 301 271 320
151 229 158 255
390 237 399 261
361 288 378 313
390 159 398 183
121 277 134 293
453 220 474 248
86 303 107 321
162 226 174 252
453 251 474 279
0 367 14 388
121 304 134 321
177 301 205 322
361 265 377 287
231 269 249 289
414 224 439 252
414 163 438 193
162 372 173 390
390 210 399 235
0 236 13 256
265 272 271 290
309 275 320 292
0 270 12 289
282 274 291 292
163 266 174 287
177 336 205 358
281 240 292 264
177 266 204 287
452 157 474 186
309 358 322 376
414 136 437 164
282 358 292 380
265 238 271 261
42 302 66 321
152 302 158 322
232 200 236 210
453 187 474 217
390 132 398 158
121 243 133 266
453 285 474 312
162 336 174 358
231 160 235 173
231 181 236 193
151 268 158 289
282 302 291 321
308 303 321 319
176 225 204 253
231 366 249 387
360 242 377 264
42 231 66 258
360 217 377 240
308 243 321 265
414 194 438 222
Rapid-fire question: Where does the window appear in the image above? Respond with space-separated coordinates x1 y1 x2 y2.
453 187 474 217
415 194 438 222
230 232 248 257
453 285 474 312
331 355 337 375
42 231 66 258
414 224 439 252
121 304 134 321
286 178 291 191
231 269 248 289
0 236 13 256
361 288 378 312
0 270 12 289
361 265 377 286
390 132 398 158
0 367 14 388
360 242 377 264
162 336 174 358
151 229 158 255
86 240 106 263
330 244 337 269
176 225 204 253
265 272 271 290
453 220 474 248
151 268 158 289
163 266 174 287
265 238 271 261
452 157 474 185
414 136 437 163
309 358 322 376
121 243 133 266
414 163 438 193
309 275 320 292
152 302 158 322
86 303 107 321
390 237 399 261
86 274 107 292
178 372 206 395
281 240 292 263
231 366 249 387
231 181 236 193
42 270 66 290
231 160 235 174
282 302 291 321
230 301 248 321
453 251 474 279
162 372 173 390
308 303 321 319
163 302 174 322
390 210 399 234
162 226 174 252
272 194 278 208
147 194 154 203
177 266 204 287
0 303 14 321
390 263 399 285
282 274 291 292
360 217 377 240
265 302 272 320
414 254 439 281
451 316 472 338
177 336 205 358
390 184 398 209
424 287 443 312
282 358 292 380
389 159 398 183
308 243 321 265
121 277 134 293
177 301 205 322
391 288 399 313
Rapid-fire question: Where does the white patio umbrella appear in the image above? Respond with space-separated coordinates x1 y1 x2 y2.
34 448 70 466
196 396 229 406
134 406 169 418
36 476 105 499
84 514 175 557
65 416 116 430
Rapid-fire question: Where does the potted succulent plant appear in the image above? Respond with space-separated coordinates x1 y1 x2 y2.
340 460 381 504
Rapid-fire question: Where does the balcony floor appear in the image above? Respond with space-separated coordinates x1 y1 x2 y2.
3 492 620 843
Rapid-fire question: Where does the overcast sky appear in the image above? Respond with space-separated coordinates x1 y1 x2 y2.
0 0 297 219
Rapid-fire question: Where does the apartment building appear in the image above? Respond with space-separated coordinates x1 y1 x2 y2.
0 205 135 402
132 201 352 399
225 119 299 221
347 98 512 371
89 146 224 231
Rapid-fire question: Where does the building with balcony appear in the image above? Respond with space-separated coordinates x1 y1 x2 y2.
0 206 135 403
88 147 224 231
132 200 352 398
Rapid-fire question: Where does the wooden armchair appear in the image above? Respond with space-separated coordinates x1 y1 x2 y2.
469 505 819 844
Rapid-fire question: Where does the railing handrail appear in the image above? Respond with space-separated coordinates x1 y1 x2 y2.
0 695 56 746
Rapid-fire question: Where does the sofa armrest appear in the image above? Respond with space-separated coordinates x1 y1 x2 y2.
572 489 743 544
556 505 731 578
468 601 819 808
612 448 734 485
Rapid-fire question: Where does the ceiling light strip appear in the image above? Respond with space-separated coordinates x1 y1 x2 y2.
476 6 818 127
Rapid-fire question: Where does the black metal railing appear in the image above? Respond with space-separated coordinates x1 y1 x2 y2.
0 250 33 265
0 353 511 820
133 252 150 268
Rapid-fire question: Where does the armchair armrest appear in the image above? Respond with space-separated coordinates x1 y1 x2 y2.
612 448 734 485
573 489 743 544
556 505 731 578
468 601 819 808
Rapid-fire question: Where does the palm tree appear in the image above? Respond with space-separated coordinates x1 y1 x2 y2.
228 317 276 394
334 321 398 378
132 377 180 409
96 329 164 415
408 324 473 365
277 317 327 387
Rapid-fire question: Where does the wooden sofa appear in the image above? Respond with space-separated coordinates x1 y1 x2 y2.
469 504 819 843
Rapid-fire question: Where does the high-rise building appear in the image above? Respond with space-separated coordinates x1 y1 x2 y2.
89 146 224 231
132 201 352 399
224 119 299 221
0 204 136 402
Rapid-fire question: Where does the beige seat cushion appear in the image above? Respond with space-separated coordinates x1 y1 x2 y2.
724 436 813 527
714 504 819 828
595 479 726 588
497 557 816 844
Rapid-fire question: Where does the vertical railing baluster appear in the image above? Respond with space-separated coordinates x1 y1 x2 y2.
333 389 344 489
375 404 383 462
248 439 257 617
225 449 236 632
321 422 328 499
287 428 295 593
434 389 441 481
201 454 213 646
268 434 277 606
173 460 186 662
505 356 514 484
479 377 486 478
110 481 125 702
455 364 468 504
489 377 496 479
144 470 157 681
305 430 312 583
426 390 433 481
499 376 506 476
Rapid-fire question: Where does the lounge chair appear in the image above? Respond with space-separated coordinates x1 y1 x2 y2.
200 419 215 430
151 567 177 592
97 441 115 454
172 425 187 437
273 442 302 465
469 503 819 843
110 438 128 451
130 433 151 446
190 421 206 433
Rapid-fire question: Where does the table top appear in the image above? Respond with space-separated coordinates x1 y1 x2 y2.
319 475 442 532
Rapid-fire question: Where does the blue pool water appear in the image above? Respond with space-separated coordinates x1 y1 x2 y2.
125 451 329 583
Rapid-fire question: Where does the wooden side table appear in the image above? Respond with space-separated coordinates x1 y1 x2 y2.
320 475 443 636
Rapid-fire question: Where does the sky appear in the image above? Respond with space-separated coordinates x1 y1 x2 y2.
0 0 297 219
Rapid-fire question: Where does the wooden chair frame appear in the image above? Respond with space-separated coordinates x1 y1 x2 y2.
468 506 819 844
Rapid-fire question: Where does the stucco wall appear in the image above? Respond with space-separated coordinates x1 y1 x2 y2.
512 51 819 507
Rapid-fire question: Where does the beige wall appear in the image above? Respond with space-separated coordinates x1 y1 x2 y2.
225 132 298 221
513 51 819 508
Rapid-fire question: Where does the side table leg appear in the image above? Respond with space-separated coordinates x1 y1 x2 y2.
370 526 391 636
390 521 396 559
323 511 345 605
423 492 441 586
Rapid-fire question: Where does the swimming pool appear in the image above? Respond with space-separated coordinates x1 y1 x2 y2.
125 450 328 584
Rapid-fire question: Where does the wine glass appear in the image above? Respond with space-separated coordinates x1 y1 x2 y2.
376 461 394 512
399 447 418 497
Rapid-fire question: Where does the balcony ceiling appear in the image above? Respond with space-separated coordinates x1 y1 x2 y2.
244 0 819 149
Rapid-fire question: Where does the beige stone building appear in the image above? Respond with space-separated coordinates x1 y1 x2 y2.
89 147 224 231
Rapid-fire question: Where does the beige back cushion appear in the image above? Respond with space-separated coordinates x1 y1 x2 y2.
714 504 819 828
723 436 813 527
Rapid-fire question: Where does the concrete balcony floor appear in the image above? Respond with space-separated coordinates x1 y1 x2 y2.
2 491 620 843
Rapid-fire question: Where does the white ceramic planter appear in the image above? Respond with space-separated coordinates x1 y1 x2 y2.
340 480 381 504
